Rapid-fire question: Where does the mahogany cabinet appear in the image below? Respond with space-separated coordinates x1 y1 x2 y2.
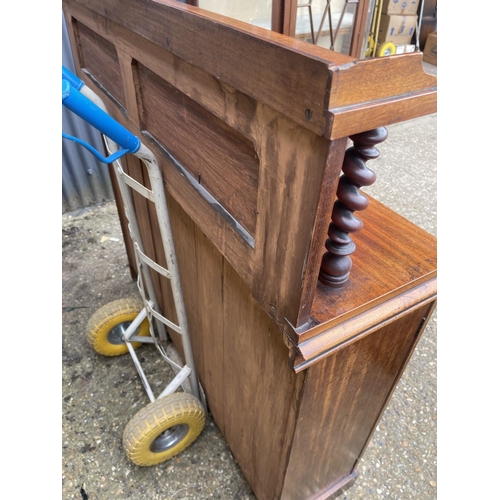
62 0 437 498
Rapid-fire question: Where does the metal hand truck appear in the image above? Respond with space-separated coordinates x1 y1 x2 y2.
62 66 206 466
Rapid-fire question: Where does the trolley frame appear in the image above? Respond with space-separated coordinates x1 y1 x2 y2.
62 66 204 410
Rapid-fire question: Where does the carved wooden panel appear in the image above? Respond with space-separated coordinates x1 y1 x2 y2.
136 62 260 237
73 20 126 111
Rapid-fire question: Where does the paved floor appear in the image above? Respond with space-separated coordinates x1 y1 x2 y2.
62 62 437 500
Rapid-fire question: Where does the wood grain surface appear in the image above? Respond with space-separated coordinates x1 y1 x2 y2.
311 195 436 327
64 0 437 332
161 194 306 500
66 0 436 139
136 62 260 236
281 303 434 500
74 19 126 110
62 2 438 497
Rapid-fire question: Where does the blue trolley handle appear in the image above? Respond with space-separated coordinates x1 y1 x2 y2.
62 66 84 91
62 78 141 164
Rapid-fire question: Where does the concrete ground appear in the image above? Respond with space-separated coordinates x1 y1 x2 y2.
62 62 437 500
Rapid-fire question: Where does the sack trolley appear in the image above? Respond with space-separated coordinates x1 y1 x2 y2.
62 66 206 466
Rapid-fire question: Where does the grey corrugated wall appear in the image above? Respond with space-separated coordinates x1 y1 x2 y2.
62 12 115 213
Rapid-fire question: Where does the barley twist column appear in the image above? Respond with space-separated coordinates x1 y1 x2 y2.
319 127 388 288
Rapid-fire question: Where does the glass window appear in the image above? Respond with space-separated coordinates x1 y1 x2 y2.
198 0 273 31
295 0 358 55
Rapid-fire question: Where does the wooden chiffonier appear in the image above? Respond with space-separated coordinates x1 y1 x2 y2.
62 0 437 498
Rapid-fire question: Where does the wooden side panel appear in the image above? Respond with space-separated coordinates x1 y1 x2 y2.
222 261 304 500
136 62 260 236
73 20 126 109
250 107 338 326
167 196 226 424
295 138 349 325
281 303 431 500
327 89 437 140
165 193 305 500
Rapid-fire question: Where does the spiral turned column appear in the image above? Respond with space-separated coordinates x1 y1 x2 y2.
319 127 388 288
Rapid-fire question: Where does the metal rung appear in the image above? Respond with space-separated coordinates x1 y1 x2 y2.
118 169 155 201
147 306 183 335
134 243 172 279
126 340 156 403
158 365 192 399
128 335 156 343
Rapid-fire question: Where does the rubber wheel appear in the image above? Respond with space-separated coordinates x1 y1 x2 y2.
86 298 150 356
377 41 396 57
123 392 205 466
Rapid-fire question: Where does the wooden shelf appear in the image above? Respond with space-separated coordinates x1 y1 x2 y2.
285 194 437 371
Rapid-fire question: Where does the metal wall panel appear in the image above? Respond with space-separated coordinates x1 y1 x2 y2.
62 12 114 213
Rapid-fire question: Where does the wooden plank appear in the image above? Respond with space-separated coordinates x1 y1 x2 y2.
68 0 351 136
328 52 436 109
308 195 436 332
249 106 336 327
294 138 348 326
328 88 437 139
291 279 436 371
162 194 306 500
222 259 305 500
176 195 226 427
116 49 140 127
190 224 226 426
68 0 436 139
136 62 260 236
74 19 126 110
326 54 437 138
352 302 437 469
281 304 430 499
